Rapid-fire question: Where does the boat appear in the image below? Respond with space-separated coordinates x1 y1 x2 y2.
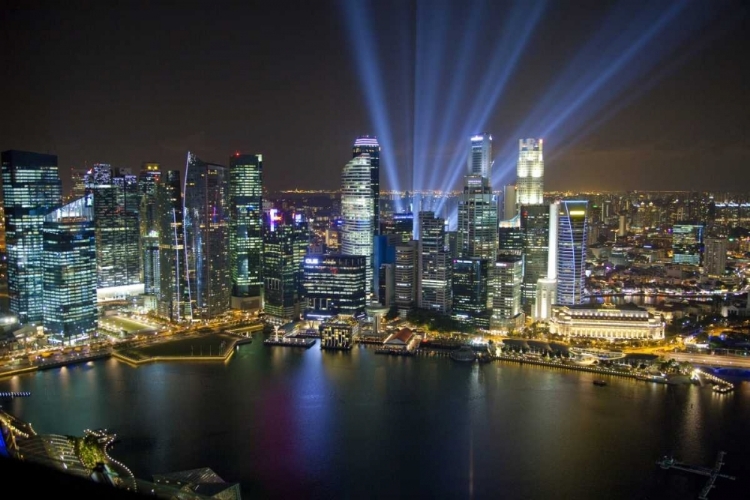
593 380 607 387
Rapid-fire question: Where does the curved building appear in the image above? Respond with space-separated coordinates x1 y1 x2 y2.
557 200 588 305
516 138 544 206
341 154 375 293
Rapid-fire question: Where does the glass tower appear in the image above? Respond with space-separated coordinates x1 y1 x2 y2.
262 210 309 323
516 138 544 206
521 204 550 312
42 195 97 340
1 150 62 324
418 211 451 313
456 175 498 260
341 154 375 293
556 200 589 305
156 170 190 322
139 163 161 297
490 256 523 329
302 254 367 320
451 258 490 329
468 133 492 179
352 136 380 237
229 153 264 299
184 152 231 319
672 222 703 265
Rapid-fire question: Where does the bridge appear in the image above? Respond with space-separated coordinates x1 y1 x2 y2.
657 451 735 499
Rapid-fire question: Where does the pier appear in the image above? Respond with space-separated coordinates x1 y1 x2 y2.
0 392 31 399
263 337 316 348
657 451 735 499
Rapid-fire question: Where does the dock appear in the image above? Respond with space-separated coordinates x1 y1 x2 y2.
657 451 735 499
263 337 316 348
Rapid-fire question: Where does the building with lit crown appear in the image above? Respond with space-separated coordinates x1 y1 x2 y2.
468 133 492 178
229 153 264 309
1 150 62 324
548 303 664 341
42 195 97 340
557 200 588 305
341 154 375 294
352 136 380 238
516 138 544 206
184 153 231 319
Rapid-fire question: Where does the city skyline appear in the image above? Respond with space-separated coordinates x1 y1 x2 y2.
0 1 748 195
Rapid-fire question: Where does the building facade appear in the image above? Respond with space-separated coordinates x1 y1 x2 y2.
42 196 97 340
156 170 190 322
394 241 417 317
703 237 727 276
456 175 498 260
557 200 589 305
352 136 380 238
672 222 704 266
139 163 161 297
490 256 523 330
319 315 359 350
516 138 544 206
1 150 63 324
548 303 664 341
418 211 451 313
341 154 375 294
451 258 490 329
302 254 367 320
468 133 492 178
229 153 264 308
521 204 550 312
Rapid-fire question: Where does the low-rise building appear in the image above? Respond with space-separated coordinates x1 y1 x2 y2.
548 303 664 341
320 315 359 350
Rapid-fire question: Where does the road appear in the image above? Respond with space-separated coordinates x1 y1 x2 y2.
665 352 750 369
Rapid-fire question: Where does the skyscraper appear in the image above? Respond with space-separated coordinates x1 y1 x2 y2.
535 202 559 320
184 153 231 319
521 204 550 313
1 150 62 324
557 200 588 305
703 237 727 276
490 256 523 330
156 170 190 322
672 222 704 266
418 211 451 313
263 209 309 324
451 258 490 329
341 154 375 293
468 133 492 178
394 241 417 317
456 175 498 260
229 153 264 308
302 254 367 320
42 195 97 340
86 164 140 289
139 163 161 298
516 138 544 206
352 136 380 236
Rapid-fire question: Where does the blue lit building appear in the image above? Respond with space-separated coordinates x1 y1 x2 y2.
556 200 589 305
42 196 97 340
184 153 231 319
1 150 62 324
229 153 264 308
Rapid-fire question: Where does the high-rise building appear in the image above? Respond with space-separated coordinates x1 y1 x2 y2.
341 154 375 294
42 195 97 340
394 240 417 317
69 167 88 202
380 212 413 243
672 222 704 266
556 200 588 305
184 153 231 319
535 202 559 320
490 256 523 330
468 133 492 178
262 209 309 324
520 204 550 312
302 254 367 320
703 237 727 276
451 258 490 329
86 164 140 289
156 170 190 322
139 163 161 297
229 153 264 308
1 150 62 324
352 136 380 237
497 226 524 257
457 175 498 260
503 184 517 220
418 211 451 313
516 138 544 206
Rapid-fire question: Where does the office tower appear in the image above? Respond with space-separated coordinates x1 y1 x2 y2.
352 135 380 236
373 233 400 299
1 150 62 324
139 163 161 297
42 195 97 340
380 211 413 243
418 211 451 313
490 256 523 330
69 167 88 202
457 175 498 260
451 258 490 329
378 263 395 307
86 164 140 289
229 153 264 308
703 237 727 276
394 240 417 317
498 226 524 257
535 202 559 320
156 170 190 322
341 154 375 294
503 184 517 220
302 254 367 320
468 133 492 178
521 204 550 312
262 209 309 324
184 152 231 319
672 222 704 265
556 200 589 305
516 138 544 206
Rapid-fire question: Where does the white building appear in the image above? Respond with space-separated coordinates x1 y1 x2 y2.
516 138 544 206
549 303 664 341
341 154 375 294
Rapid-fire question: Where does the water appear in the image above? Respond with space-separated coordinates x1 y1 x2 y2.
2 340 750 499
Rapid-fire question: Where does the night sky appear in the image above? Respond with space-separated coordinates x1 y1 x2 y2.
1 0 748 195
